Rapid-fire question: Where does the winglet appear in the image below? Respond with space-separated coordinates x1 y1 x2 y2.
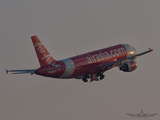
5 69 9 74
149 48 153 52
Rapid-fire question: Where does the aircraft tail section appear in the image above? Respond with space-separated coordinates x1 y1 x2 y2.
31 35 57 66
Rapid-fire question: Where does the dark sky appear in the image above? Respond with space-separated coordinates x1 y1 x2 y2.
0 0 160 120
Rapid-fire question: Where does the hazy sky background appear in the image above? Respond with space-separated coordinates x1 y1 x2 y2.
0 0 160 120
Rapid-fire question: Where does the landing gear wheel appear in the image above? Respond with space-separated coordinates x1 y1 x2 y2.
84 75 89 79
100 75 105 80
82 78 88 83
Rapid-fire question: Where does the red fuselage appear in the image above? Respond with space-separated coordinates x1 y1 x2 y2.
6 35 152 82
35 44 137 79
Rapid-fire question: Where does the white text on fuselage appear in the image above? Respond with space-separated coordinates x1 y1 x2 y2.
86 47 126 63
34 42 53 64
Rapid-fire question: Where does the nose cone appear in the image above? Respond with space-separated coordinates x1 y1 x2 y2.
122 44 138 57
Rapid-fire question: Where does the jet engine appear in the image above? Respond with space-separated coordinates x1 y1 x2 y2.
119 60 137 72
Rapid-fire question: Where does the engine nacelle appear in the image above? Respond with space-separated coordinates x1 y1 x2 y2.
119 60 137 72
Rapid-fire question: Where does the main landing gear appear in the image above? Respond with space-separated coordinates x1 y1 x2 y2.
82 74 105 82
82 75 89 83
82 78 88 83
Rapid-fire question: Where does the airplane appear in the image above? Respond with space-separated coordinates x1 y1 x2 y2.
6 35 153 82
127 109 157 117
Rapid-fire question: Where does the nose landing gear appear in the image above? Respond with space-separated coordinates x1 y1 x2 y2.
97 71 105 80
82 73 105 82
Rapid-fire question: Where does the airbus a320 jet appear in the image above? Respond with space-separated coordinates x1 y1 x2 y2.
127 109 157 117
6 36 153 82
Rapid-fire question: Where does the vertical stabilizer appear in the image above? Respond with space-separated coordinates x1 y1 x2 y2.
31 35 57 66
141 109 143 114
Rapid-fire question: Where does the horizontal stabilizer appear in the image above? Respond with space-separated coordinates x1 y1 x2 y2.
5 69 36 74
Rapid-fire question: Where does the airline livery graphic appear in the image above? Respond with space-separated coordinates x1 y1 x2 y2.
127 109 157 118
6 36 153 82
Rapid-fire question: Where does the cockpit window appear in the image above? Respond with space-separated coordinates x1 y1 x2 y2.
122 44 137 57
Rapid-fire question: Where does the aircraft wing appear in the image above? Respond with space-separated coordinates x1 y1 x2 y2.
126 113 136 117
97 48 153 72
148 113 158 117
5 69 36 74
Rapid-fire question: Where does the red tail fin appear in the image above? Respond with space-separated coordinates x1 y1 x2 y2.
31 35 57 66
